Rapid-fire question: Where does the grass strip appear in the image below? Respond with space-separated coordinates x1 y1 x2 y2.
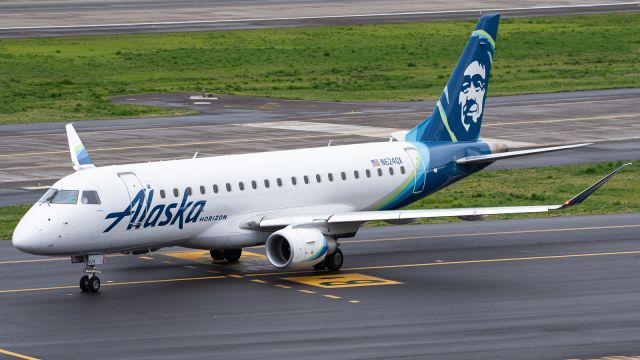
0 13 639 124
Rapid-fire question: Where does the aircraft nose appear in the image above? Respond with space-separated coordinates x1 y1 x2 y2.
12 216 41 254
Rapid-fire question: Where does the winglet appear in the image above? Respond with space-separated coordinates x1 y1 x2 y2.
559 163 631 209
66 124 95 171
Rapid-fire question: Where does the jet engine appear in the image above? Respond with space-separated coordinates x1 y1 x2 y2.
265 227 334 269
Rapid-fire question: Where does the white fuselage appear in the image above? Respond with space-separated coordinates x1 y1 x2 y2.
13 141 420 256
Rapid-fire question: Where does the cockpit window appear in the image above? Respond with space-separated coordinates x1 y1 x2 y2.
50 190 79 204
81 190 101 205
38 188 58 203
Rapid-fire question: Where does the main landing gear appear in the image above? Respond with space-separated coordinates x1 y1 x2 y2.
313 248 344 271
72 254 104 293
210 249 242 263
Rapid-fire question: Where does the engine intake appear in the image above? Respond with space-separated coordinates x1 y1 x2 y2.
266 227 333 269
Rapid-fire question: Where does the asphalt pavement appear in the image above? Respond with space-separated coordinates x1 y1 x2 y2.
1 213 639 359
0 1 637 38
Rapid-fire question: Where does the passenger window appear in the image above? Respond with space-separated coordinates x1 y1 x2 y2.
38 188 57 203
341 171 347 180
185 187 192 196
200 186 205 195
226 183 232 192
389 167 394 175
160 189 166 199
239 182 245 191
316 174 321 183
291 176 297 185
81 190 101 205
354 170 359 179
304 175 309 184
400 166 406 174
50 190 79 204
366 169 371 178
264 179 270 188
252 180 257 189
213 184 219 194
377 168 383 176
328 173 334 182
173 188 179 197
277 178 283 187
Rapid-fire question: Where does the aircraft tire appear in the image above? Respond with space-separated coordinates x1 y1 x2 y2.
210 250 225 261
313 261 326 270
87 276 101 293
224 249 242 263
79 275 90 292
325 248 343 271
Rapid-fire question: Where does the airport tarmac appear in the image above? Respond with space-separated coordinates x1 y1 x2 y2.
0 213 639 359
1 88 638 206
0 1 637 38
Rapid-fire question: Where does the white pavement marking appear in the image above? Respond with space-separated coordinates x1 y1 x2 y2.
480 137 538 148
238 121 398 138
238 121 539 148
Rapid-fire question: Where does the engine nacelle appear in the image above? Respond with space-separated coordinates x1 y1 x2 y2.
266 227 334 269
457 215 488 221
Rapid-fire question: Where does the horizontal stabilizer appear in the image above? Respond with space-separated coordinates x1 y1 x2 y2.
66 124 95 171
456 143 592 165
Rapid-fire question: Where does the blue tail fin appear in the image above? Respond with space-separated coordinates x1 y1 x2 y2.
406 14 500 143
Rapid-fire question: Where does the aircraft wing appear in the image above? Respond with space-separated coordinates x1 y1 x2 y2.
253 163 630 230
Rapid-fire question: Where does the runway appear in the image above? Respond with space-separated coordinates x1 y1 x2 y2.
0 213 639 359
0 1 638 38
1 88 638 206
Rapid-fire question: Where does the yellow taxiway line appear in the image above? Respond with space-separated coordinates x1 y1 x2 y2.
245 250 640 277
2 250 639 294
0 275 226 294
344 224 640 244
0 253 125 266
2 224 638 266
0 348 40 360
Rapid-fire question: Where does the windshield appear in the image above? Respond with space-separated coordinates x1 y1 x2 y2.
38 188 57 203
50 190 79 204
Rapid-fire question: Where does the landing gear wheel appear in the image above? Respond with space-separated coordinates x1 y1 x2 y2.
313 261 326 270
210 250 225 261
224 249 242 263
79 275 90 292
325 248 344 271
87 276 101 293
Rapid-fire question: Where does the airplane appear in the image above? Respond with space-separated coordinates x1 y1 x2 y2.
11 13 630 293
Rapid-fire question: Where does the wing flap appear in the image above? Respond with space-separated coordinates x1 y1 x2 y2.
327 206 556 224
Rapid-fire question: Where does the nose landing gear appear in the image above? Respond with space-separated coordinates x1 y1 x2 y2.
72 254 104 293
79 273 101 293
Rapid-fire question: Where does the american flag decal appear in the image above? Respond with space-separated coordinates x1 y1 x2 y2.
371 159 381 167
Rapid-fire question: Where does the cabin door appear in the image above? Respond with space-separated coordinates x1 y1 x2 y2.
117 172 148 228
404 147 426 194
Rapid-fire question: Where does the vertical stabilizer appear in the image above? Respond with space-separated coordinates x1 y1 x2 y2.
66 124 95 170
406 14 500 143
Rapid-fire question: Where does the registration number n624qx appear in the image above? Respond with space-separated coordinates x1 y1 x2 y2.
379 157 403 166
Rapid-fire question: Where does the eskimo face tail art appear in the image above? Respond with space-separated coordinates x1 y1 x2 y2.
406 14 499 143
